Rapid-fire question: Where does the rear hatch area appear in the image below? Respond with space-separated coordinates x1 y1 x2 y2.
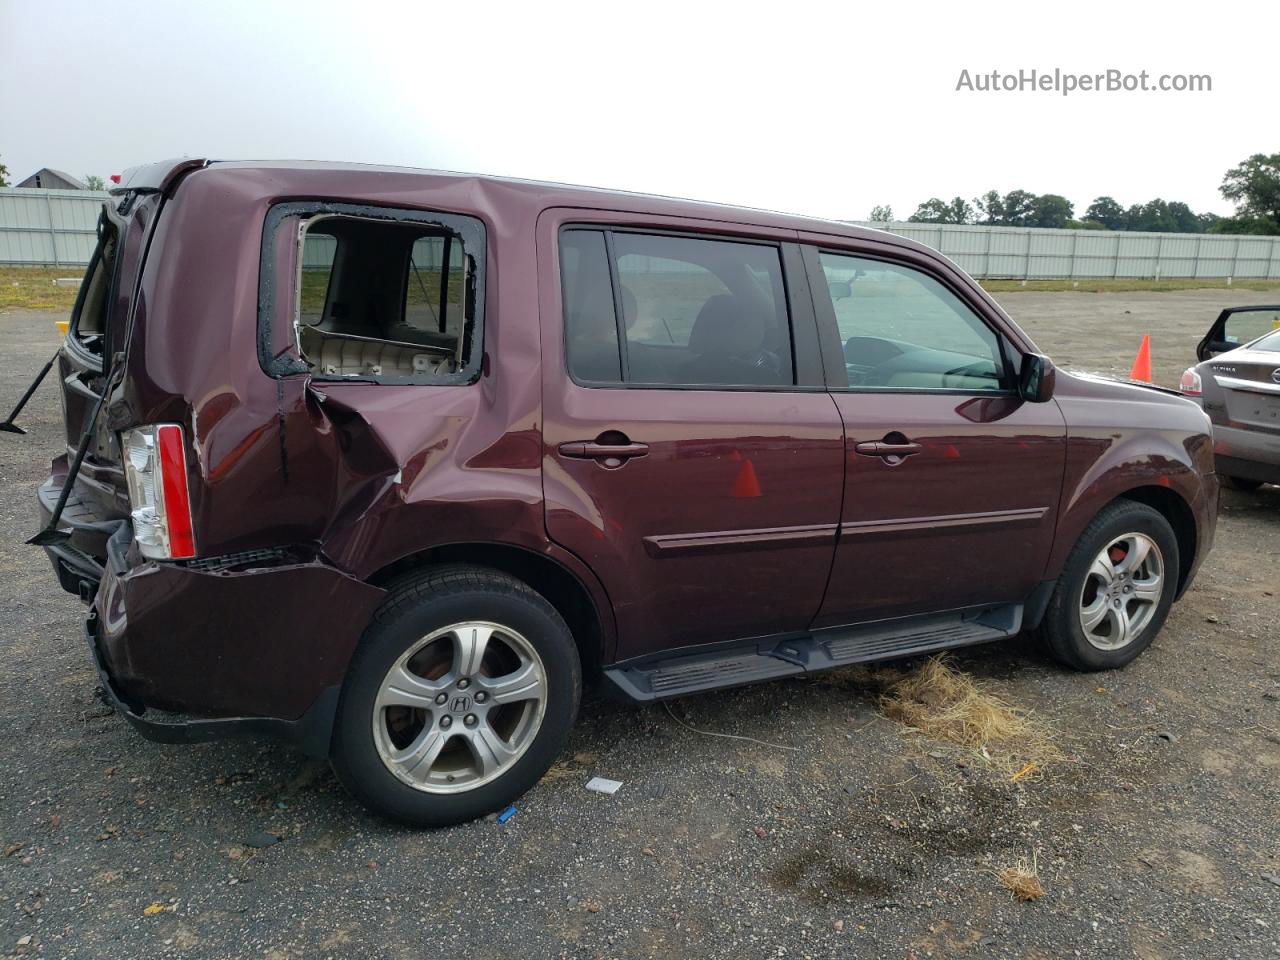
1209 352 1280 435
36 186 168 582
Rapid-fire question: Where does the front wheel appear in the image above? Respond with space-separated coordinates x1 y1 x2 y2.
331 564 581 826
1038 501 1179 671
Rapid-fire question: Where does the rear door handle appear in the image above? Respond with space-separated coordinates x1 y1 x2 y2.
558 441 649 461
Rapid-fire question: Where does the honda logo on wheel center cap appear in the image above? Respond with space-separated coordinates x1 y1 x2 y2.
451 696 472 712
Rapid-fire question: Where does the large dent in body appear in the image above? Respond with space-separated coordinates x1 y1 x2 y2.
302 380 546 573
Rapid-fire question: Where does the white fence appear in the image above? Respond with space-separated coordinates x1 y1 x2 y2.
851 221 1280 280
0 188 110 267
3 187 1279 280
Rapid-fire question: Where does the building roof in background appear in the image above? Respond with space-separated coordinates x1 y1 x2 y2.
15 168 88 190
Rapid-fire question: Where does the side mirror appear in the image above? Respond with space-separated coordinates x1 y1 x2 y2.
827 281 852 301
1018 353 1056 403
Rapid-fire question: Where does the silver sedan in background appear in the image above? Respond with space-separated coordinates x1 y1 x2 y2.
1181 305 1280 490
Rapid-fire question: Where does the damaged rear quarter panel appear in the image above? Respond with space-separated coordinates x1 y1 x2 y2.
304 379 552 574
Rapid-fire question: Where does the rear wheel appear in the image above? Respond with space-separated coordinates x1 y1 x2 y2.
331 564 581 826
1039 501 1179 671
1223 475 1264 492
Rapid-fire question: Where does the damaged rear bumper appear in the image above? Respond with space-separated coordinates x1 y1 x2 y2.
84 606 343 756
84 542 385 756
38 470 388 755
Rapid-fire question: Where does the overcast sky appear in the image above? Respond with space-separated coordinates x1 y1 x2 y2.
1 0 1274 221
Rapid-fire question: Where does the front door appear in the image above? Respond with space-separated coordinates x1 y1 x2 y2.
804 244 1067 628
539 216 845 661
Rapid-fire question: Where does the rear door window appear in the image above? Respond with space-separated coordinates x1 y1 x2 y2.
560 229 794 387
1221 308 1280 346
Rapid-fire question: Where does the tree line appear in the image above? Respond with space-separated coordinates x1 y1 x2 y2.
870 152 1280 235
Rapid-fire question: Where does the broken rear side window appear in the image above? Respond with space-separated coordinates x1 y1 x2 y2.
258 203 485 384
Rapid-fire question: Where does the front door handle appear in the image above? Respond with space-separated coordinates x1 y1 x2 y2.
854 437 922 464
558 439 649 465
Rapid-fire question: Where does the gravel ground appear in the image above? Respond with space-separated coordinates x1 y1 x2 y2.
1 292 1278 960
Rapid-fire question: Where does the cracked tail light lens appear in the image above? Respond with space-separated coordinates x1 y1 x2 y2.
1179 367 1203 397
122 424 196 560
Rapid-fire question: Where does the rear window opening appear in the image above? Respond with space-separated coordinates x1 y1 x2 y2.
258 205 484 384
69 218 119 357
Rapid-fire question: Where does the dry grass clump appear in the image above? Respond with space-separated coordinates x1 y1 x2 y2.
879 655 1062 771
542 751 597 782
995 853 1045 901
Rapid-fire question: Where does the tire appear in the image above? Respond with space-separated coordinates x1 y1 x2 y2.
331 564 581 827
1223 475 1264 492
1038 500 1179 672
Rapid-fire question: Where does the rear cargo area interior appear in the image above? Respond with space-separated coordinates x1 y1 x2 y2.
296 216 469 378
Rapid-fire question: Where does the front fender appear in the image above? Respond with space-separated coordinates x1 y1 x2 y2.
1045 374 1216 583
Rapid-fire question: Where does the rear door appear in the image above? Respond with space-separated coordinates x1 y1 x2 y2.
538 210 845 662
1196 305 1280 360
56 192 165 518
802 239 1067 628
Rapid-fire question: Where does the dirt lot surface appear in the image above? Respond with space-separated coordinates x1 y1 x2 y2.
1 291 1277 959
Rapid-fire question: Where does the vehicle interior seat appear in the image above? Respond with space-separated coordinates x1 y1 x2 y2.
678 293 780 385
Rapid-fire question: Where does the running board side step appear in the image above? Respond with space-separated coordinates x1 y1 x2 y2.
604 604 1022 702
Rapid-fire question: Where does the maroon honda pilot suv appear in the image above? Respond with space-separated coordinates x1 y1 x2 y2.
21 159 1217 825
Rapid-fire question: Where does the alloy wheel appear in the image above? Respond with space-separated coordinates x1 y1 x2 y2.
1078 533 1165 651
371 621 547 794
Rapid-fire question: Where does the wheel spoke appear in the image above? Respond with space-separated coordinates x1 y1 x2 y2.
452 625 494 677
1081 595 1109 631
464 722 516 776
1121 536 1152 575
480 660 544 705
1131 575 1162 603
377 664 447 710
389 727 449 780
1088 555 1117 585
1108 606 1131 647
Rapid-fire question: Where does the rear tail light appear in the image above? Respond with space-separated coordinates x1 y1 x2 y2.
1179 367 1203 397
122 424 196 559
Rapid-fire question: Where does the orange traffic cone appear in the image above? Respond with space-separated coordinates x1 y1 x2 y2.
1129 335 1152 382
731 459 762 498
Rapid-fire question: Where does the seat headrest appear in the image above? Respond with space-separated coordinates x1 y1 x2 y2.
688 294 764 357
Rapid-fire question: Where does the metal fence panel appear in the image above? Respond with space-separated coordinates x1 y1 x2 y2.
851 220 1280 280
0 187 109 267
3 187 1280 280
